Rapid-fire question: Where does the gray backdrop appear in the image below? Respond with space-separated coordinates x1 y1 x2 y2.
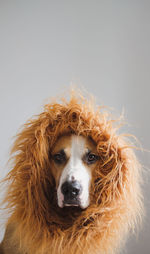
0 1 150 253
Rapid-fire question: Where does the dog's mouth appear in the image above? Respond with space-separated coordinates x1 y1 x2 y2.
61 205 85 214
63 198 81 207
58 194 89 209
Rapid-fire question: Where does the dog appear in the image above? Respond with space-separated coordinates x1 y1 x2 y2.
0 91 143 254
51 134 100 209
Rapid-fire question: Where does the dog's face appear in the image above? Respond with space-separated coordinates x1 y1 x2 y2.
50 134 99 209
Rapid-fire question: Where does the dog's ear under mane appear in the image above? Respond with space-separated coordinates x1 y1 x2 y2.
1 91 143 254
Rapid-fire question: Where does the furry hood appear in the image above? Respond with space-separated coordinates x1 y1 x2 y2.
3 90 143 254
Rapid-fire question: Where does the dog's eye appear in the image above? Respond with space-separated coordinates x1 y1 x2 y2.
84 152 99 165
53 152 66 164
88 153 96 161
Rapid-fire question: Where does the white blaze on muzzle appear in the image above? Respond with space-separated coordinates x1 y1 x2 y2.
57 135 92 209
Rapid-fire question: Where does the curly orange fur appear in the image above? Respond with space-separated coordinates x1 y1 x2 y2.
1 90 143 254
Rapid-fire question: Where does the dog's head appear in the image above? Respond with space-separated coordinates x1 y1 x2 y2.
3 91 143 254
50 134 99 209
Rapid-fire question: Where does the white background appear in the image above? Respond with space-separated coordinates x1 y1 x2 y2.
0 1 150 253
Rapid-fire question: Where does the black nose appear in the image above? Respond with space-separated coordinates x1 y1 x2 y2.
61 181 82 200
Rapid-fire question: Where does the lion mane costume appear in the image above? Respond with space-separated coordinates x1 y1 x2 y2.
0 90 143 254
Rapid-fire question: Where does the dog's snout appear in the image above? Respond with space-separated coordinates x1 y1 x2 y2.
61 181 82 199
